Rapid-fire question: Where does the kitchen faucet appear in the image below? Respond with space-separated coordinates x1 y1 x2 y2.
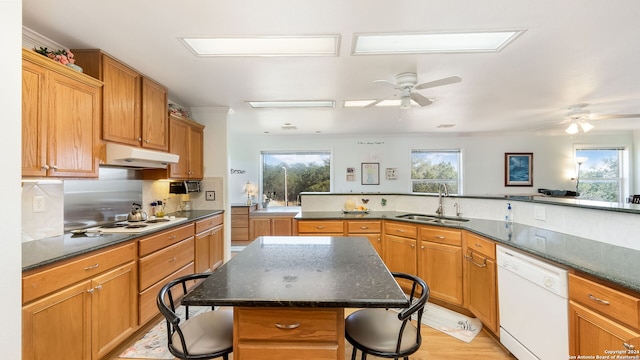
435 183 449 216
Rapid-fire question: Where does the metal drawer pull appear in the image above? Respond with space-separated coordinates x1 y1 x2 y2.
435 235 445 239
588 294 610 305
464 254 487 268
168 235 177 240
396 229 405 233
624 343 635 350
275 323 300 329
84 263 99 271
95 284 102 291
360 226 369 229
168 257 177 262
317 226 325 229
87 288 95 294
474 243 483 248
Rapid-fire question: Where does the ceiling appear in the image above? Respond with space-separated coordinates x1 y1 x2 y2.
22 0 640 137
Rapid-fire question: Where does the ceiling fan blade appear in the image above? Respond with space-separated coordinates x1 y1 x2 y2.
373 79 400 89
589 113 640 120
414 76 462 90
410 92 433 107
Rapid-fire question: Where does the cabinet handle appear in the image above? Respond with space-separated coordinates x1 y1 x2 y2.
168 235 177 240
145 139 150 143
474 243 483 248
435 235 445 239
95 284 102 291
316 226 325 229
84 263 99 271
138 137 142 141
275 322 300 330
87 288 95 294
51 165 58 170
396 229 405 233
168 257 177 262
41 164 50 170
588 294 611 305
624 343 635 350
360 226 369 230
464 254 487 268
421 245 425 249
410 244 415 248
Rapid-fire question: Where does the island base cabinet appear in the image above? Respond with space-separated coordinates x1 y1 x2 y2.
234 307 345 360
569 301 640 357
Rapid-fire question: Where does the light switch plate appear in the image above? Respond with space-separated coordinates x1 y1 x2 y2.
33 195 45 213
205 191 215 201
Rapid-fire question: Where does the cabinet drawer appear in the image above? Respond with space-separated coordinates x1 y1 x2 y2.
346 220 381 233
384 221 417 239
236 307 340 342
138 223 194 256
232 227 249 241
23 242 136 303
195 214 223 233
236 346 338 360
569 273 640 329
420 225 462 246
298 220 344 234
139 237 194 291
465 233 495 259
231 207 249 215
139 262 194 325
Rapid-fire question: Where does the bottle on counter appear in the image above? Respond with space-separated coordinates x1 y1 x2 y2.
505 203 513 223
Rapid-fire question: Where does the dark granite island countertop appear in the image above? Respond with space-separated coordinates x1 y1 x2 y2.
182 236 409 308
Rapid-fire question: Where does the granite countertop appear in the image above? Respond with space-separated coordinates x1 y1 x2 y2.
295 210 640 293
182 236 409 308
22 210 223 271
250 206 301 217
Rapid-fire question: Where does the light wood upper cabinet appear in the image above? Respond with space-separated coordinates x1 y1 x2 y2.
72 49 168 151
22 49 102 178
169 115 204 179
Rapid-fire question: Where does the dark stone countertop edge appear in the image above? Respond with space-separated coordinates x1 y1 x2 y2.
182 299 409 308
22 210 224 271
295 210 640 294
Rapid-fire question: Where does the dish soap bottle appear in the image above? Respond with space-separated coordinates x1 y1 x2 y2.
505 203 513 223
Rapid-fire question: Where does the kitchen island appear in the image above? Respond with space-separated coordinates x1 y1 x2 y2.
182 236 408 360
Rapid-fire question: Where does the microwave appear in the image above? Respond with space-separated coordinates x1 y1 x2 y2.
169 181 201 194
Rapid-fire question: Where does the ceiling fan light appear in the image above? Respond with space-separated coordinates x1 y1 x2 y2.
580 121 594 132
565 122 579 134
400 96 412 109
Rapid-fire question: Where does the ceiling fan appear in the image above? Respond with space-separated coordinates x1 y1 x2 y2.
562 103 640 134
365 72 462 109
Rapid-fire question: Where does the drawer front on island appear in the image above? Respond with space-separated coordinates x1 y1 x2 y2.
234 307 344 360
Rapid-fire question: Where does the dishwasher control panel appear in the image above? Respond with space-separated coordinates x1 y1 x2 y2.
497 245 568 297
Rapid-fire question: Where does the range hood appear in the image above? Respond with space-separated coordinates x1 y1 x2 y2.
105 143 179 169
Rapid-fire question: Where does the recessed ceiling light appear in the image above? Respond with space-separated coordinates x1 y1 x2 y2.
352 30 525 55
180 35 340 57
248 100 335 108
344 99 422 107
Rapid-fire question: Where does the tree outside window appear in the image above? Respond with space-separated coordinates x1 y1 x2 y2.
411 150 461 194
261 151 331 206
575 148 624 202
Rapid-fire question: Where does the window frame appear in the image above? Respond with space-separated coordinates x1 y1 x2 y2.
574 145 627 203
410 148 462 194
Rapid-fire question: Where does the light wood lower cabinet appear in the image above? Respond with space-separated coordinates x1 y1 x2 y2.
22 243 137 360
195 214 224 273
463 232 498 334
250 215 294 239
346 220 382 257
383 221 418 292
297 220 345 236
234 307 344 360
418 225 463 306
569 273 640 356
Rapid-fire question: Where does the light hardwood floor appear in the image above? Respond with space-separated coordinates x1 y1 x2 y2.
111 310 516 360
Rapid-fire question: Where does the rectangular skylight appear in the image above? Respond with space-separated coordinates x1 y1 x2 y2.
181 35 340 57
248 100 335 108
352 30 524 55
344 99 419 107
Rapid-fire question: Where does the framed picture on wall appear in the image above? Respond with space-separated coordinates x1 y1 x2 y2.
386 168 398 180
505 153 533 186
361 163 380 185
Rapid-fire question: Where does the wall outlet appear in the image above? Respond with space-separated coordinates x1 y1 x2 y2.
205 191 216 201
534 205 546 221
33 195 45 213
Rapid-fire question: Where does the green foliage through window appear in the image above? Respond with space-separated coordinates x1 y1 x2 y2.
262 151 331 206
411 150 461 194
575 148 623 202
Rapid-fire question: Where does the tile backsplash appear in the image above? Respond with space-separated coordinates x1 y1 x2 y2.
22 181 64 241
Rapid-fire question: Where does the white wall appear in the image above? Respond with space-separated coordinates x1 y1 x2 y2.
228 132 634 204
2 0 24 357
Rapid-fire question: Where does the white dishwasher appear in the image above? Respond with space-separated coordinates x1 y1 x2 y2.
497 245 568 360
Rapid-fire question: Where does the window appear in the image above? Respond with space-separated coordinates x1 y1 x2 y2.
261 151 331 206
411 149 461 194
575 147 625 202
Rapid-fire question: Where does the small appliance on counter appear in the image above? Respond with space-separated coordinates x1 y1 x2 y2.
169 180 201 194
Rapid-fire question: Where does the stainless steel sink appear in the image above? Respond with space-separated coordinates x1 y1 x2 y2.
395 213 469 224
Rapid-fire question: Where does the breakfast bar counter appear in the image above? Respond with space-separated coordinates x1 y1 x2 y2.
182 236 408 360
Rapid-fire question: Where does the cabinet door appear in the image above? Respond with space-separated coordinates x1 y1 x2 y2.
272 218 293 236
465 250 498 333
195 229 213 273
251 218 272 240
384 234 417 291
362 234 383 257
101 55 141 146
211 225 224 270
569 301 640 357
141 77 168 151
168 117 190 179
22 280 92 360
188 123 204 179
22 60 48 177
47 70 100 177
419 241 463 306
91 261 138 360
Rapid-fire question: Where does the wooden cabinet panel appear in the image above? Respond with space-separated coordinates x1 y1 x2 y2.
463 237 498 334
141 77 168 151
232 205 255 243
297 220 344 234
384 234 417 276
419 241 463 306
385 221 418 239
195 213 223 233
22 280 91 360
465 233 495 259
138 223 195 256
138 262 194 325
271 217 293 236
139 237 195 290
195 224 224 273
250 218 272 239
22 49 102 178
188 123 204 179
569 301 640 357
346 220 382 233
419 226 462 246
250 216 294 239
